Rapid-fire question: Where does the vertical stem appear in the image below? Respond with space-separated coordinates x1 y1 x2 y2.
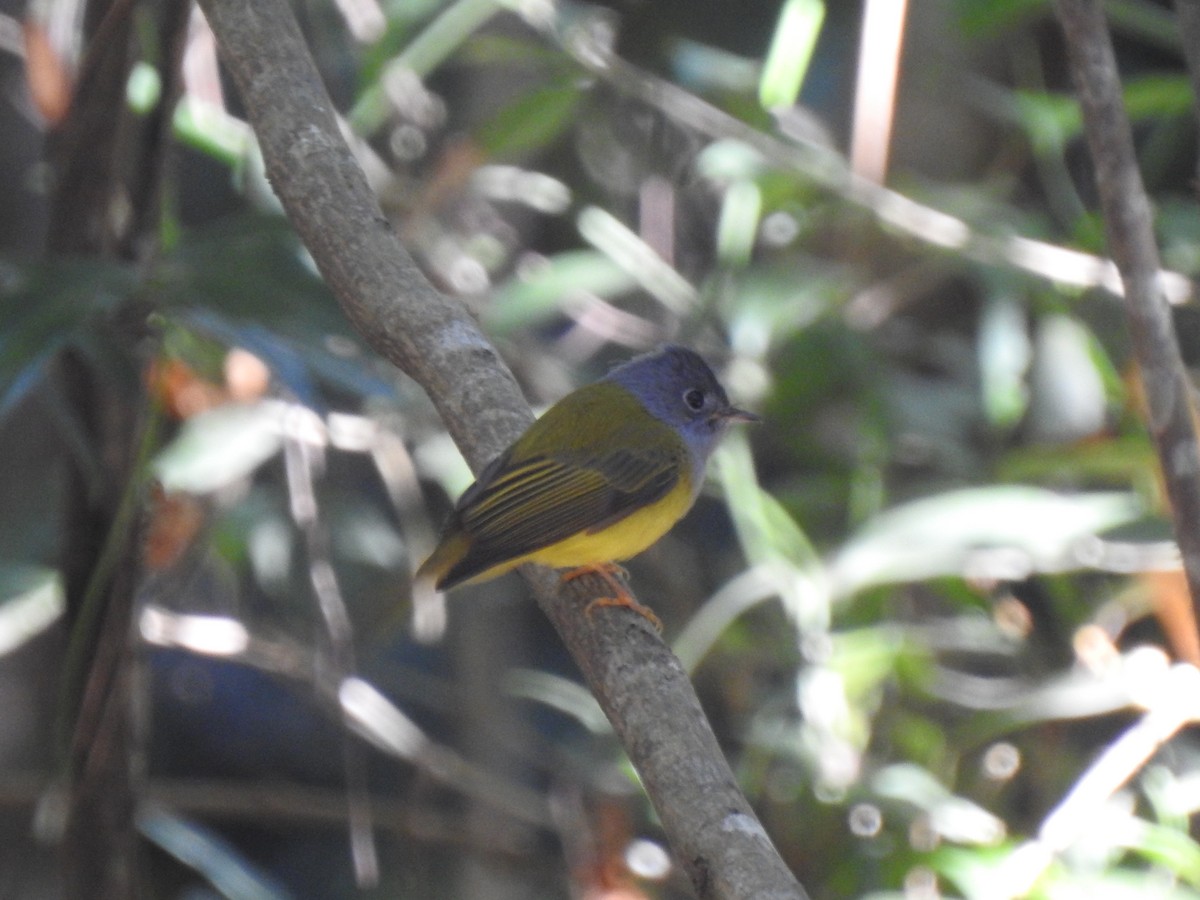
48 0 189 894
1056 0 1200 620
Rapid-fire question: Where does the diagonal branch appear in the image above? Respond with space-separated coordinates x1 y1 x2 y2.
1056 0 1200 626
542 14 1192 307
193 0 807 896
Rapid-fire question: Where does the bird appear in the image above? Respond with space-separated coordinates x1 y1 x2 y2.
416 345 759 627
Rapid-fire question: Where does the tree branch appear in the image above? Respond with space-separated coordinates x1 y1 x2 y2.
194 0 807 896
1173 1 1200 185
1056 0 1200 623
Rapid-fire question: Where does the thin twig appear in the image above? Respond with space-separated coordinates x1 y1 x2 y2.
1173 1 1200 186
1056 0 1200 626
990 664 1200 897
281 407 378 886
136 606 556 829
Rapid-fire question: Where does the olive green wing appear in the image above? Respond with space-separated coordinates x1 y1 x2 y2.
437 444 681 588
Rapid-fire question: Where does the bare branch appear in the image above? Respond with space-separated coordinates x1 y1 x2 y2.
1056 0 1200 625
1173 1 1200 185
193 0 808 896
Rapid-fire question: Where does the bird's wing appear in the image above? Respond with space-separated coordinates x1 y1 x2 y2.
445 444 681 582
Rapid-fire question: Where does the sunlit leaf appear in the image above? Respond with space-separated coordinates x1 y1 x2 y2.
477 81 582 158
758 0 825 111
697 139 769 183
577 206 697 313
669 39 761 93
1026 313 1108 444
502 668 610 734
0 562 63 654
349 0 507 134
829 625 913 701
173 96 254 164
126 61 162 114
1012 90 1081 153
978 293 1030 428
997 435 1155 484
138 808 292 900
1014 75 1190 154
485 250 639 334
153 402 284 494
829 487 1144 598
716 179 763 268
715 434 828 630
873 763 1006 845
395 0 501 77
1127 819 1200 888
1123 74 1194 121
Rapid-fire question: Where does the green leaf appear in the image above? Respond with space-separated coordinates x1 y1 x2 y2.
873 763 1005 845
1014 75 1191 153
477 82 582 159
173 96 254 165
1128 820 1200 888
978 293 1030 428
758 0 826 111
830 487 1144 598
484 250 639 335
1013 90 1081 153
153 402 285 493
139 808 292 900
0 562 63 655
349 0 504 134
393 0 502 77
715 180 763 268
956 0 1045 36
1123 74 1194 121
576 206 697 313
126 62 162 115
997 435 1155 484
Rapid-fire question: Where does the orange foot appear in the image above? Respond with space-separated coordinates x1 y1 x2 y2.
560 563 662 632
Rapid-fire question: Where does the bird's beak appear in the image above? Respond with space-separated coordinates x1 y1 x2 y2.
716 406 761 424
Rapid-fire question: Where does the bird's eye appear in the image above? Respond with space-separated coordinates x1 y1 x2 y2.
682 388 706 412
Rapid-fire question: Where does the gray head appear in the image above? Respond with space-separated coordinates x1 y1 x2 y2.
604 345 759 467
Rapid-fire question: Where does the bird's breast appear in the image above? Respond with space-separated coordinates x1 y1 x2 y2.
520 471 696 569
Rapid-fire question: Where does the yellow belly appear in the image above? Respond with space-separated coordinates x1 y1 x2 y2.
477 473 695 580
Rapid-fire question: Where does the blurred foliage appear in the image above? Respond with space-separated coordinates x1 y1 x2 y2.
3 0 1200 897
